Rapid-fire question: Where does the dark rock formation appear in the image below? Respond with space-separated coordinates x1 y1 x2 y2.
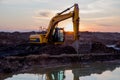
91 41 118 53
116 41 120 48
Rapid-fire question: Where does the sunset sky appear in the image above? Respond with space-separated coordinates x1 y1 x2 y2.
0 0 120 32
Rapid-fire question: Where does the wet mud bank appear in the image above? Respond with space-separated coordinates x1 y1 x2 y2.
1 53 120 73
0 32 120 73
1 61 120 80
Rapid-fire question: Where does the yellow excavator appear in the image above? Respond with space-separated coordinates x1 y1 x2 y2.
0 4 79 57
29 3 79 45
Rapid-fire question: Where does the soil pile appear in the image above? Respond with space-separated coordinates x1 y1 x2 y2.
38 45 77 55
116 41 120 48
0 32 120 73
91 41 118 53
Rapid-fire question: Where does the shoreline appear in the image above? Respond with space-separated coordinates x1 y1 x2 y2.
1 59 120 80
1 53 120 73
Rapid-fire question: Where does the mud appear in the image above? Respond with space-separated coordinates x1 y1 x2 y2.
0 45 77 73
91 41 120 53
0 32 120 73
116 41 120 48
1 52 120 73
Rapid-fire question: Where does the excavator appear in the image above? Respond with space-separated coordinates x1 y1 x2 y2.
0 4 79 57
29 3 79 45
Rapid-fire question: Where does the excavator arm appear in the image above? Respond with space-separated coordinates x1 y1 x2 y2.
45 3 79 42
73 4 79 40
45 12 73 41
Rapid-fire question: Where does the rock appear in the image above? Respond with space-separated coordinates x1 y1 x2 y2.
91 41 107 53
91 41 117 53
116 41 120 48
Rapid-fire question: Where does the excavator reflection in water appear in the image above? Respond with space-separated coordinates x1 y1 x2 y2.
44 70 79 80
2 62 120 80
44 71 79 80
45 71 65 80
40 63 119 80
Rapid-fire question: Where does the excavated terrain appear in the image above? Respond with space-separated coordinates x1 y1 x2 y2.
0 32 120 73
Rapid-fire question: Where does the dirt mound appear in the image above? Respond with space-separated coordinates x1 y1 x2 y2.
38 45 77 55
91 41 117 53
116 41 120 48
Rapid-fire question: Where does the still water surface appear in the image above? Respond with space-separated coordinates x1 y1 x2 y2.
3 61 120 80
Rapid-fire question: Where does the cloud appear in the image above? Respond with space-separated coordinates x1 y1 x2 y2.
32 10 56 27
80 0 120 16
0 0 2 1
0 0 49 5
33 10 56 20
80 0 120 30
0 0 120 32
39 11 52 17
98 24 113 27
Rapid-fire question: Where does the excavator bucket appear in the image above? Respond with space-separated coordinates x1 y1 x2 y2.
72 40 79 54
72 40 92 54
71 3 80 54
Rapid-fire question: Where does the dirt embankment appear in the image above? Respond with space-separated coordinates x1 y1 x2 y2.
0 42 120 73
1 51 120 73
0 31 119 53
0 31 120 73
116 41 120 48
0 31 120 46
0 45 77 73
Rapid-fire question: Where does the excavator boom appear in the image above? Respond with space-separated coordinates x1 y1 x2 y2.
73 4 79 40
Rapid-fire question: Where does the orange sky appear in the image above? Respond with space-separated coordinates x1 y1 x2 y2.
0 0 120 32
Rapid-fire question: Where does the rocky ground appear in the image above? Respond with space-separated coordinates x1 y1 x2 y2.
0 31 120 46
0 31 120 73
0 31 120 56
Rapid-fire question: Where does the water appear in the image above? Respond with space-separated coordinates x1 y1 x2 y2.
106 44 120 50
2 61 120 80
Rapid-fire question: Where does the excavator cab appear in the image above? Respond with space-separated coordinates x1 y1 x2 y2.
52 27 65 43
